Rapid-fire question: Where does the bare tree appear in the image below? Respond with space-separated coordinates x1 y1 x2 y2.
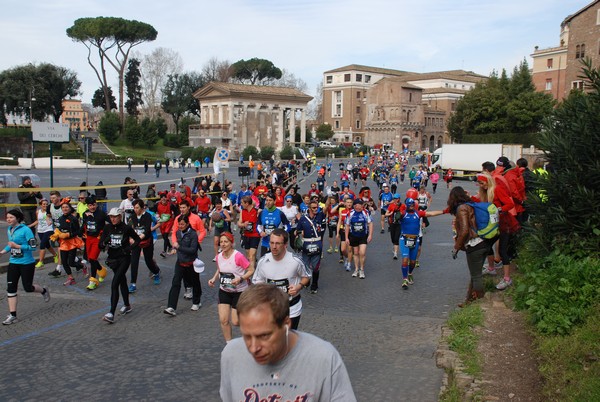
306 82 322 121
272 69 308 92
139 47 183 118
201 57 232 83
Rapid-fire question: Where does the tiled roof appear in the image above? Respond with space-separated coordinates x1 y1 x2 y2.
194 81 312 100
323 64 413 76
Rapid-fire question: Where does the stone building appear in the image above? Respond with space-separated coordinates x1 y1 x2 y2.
531 0 600 101
60 99 89 131
189 82 312 156
322 65 485 151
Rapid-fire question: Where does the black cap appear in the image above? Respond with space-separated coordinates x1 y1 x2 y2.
496 156 510 167
85 195 97 205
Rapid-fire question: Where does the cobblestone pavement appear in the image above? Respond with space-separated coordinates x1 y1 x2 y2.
0 162 476 401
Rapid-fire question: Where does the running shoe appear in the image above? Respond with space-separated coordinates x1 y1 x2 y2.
119 305 133 315
352 270 358 278
42 287 50 302
82 266 89 278
53 254 59 263
309 289 318 294
63 277 76 286
482 266 497 276
415 260 420 268
183 288 192 299
35 261 44 268
345 262 351 272
153 273 161 285
190 304 201 311
496 278 513 290
160 252 167 258
102 313 114 323
128 283 137 293
380 229 385 234
86 281 98 291
164 307 177 316
393 253 398 260
402 279 409 290
359 270 365 279
334 247 339 252
338 257 344 264
407 274 414 285
212 257 216 262
98 275 105 283
2 314 17 325
327 247 333 254
494 261 503 269
48 269 61 277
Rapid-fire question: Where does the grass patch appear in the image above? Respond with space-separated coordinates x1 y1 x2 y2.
439 370 462 402
101 136 173 159
537 305 600 401
446 304 484 377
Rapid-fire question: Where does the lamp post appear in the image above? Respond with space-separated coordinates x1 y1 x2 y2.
29 87 36 169
81 133 89 185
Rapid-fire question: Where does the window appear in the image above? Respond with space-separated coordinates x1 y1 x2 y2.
356 120 361 129
335 104 341 116
547 58 553 69
576 44 586 59
356 106 361 114
365 75 371 83
597 9 600 25
335 91 342 103
344 74 351 82
326 75 332 84
356 91 361 99
356 74 362 82
409 93 412 102
572 81 584 90
335 120 340 129
545 79 552 91
581 44 586 58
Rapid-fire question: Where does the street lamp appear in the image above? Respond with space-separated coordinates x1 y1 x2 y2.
29 87 36 169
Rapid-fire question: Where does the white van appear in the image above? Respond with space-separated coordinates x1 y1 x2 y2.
319 141 335 149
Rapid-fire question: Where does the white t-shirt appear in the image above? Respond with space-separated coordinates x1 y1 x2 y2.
220 331 356 402
37 209 54 233
278 205 299 228
253 251 311 318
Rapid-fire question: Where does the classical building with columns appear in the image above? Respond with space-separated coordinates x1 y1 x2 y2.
189 82 312 156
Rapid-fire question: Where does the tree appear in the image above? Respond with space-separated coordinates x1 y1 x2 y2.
66 17 158 125
201 57 232 82
315 123 334 140
98 112 120 145
124 115 142 146
0 63 81 124
294 126 312 143
447 60 554 142
528 58 600 256
140 116 158 147
230 58 282 85
259 146 275 161
272 69 308 92
242 145 260 160
161 72 205 134
178 115 199 144
125 58 143 116
154 116 168 138
92 86 117 111
139 47 183 118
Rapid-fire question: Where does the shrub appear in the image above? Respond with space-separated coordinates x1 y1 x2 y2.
242 145 260 160
98 112 120 145
259 146 275 160
279 145 294 160
163 134 183 148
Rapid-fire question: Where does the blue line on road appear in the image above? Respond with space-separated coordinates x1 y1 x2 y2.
0 307 106 348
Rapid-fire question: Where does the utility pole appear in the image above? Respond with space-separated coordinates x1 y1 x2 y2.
29 87 36 169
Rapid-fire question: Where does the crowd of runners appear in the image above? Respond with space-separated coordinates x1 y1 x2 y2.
2 149 538 327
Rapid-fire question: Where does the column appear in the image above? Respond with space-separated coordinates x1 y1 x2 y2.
208 105 214 124
288 107 295 142
300 108 306 144
277 107 285 152
218 105 224 125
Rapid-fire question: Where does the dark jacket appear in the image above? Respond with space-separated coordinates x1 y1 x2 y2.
176 227 198 264
100 221 140 259
18 184 42 209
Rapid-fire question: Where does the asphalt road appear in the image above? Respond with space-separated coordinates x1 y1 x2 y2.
0 161 480 401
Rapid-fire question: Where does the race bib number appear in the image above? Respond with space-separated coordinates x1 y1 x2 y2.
134 227 145 236
87 222 97 232
264 226 275 235
220 272 236 290
245 222 254 231
10 248 23 258
305 242 320 255
109 234 124 248
160 214 171 223
215 220 224 229
352 222 365 233
404 236 417 249
266 278 290 295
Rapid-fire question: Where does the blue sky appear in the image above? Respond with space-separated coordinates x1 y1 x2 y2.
0 0 591 101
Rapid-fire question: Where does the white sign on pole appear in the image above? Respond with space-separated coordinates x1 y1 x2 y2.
32 122 70 143
216 148 230 162
220 161 229 168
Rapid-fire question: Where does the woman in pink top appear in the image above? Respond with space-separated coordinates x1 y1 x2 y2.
208 231 253 341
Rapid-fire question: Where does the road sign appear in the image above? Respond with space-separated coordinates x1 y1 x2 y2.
216 148 230 162
220 161 229 168
32 122 70 143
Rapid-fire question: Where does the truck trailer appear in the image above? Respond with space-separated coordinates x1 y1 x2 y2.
431 144 522 175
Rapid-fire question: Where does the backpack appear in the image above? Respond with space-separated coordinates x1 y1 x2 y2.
466 202 499 239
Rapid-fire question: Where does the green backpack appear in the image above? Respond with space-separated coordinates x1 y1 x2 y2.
466 202 499 239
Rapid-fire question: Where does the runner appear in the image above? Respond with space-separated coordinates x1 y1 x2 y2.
208 199 232 261
128 199 162 293
278 195 300 252
344 199 373 279
384 194 402 260
379 183 393 233
1 209 50 325
252 229 311 329
296 199 326 293
49 199 84 286
99 208 140 323
207 231 253 341
257 193 290 257
155 192 178 258
164 215 202 316
237 195 261 272
81 195 108 290
32 199 57 268
325 195 340 254
337 196 354 270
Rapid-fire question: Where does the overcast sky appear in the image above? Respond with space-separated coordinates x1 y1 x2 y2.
0 0 591 102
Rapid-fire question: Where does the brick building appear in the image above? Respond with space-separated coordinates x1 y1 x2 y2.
531 0 600 101
60 99 88 131
322 65 485 151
